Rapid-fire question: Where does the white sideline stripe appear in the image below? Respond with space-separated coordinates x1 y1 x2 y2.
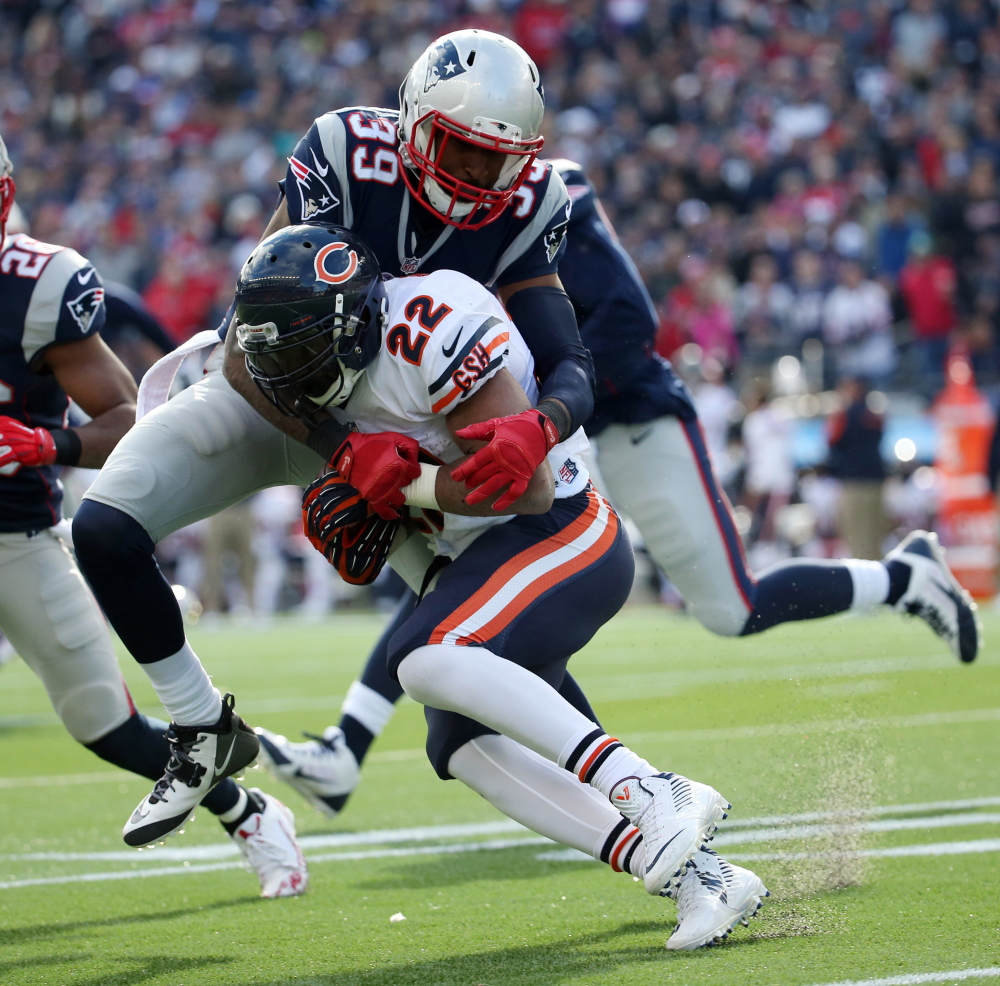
0 836 549 890
728 839 1000 862
2 819 528 862
803 967 1000 986
5 797 1000 863
10 802 1000 864
712 813 1000 849
3 835 999 892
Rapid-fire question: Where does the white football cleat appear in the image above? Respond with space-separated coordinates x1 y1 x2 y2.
255 726 360 817
232 789 308 898
123 693 260 847
885 530 981 664
610 772 730 895
666 847 769 950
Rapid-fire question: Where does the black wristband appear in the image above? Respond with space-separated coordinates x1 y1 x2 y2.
51 428 82 467
306 418 352 462
537 399 571 442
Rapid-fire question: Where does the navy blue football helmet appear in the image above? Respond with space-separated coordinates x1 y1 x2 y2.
234 224 386 422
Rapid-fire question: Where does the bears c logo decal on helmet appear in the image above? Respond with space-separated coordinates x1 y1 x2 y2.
314 242 359 285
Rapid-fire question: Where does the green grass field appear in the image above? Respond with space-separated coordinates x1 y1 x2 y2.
1 606 998 986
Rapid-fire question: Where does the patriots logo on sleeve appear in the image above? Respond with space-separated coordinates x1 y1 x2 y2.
66 285 105 332
424 39 466 92
544 205 571 263
289 150 340 220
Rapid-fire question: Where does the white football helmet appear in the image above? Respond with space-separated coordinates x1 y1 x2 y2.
398 30 545 230
0 133 14 242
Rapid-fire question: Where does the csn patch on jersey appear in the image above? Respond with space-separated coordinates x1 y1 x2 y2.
424 39 466 91
66 285 105 333
289 150 340 221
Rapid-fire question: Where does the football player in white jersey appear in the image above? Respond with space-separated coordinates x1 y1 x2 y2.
236 223 769 949
0 135 306 898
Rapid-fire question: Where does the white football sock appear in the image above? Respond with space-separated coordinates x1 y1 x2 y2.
449 734 644 875
397 644 597 761
217 787 248 824
843 558 891 611
143 641 222 725
340 681 396 736
558 725 658 799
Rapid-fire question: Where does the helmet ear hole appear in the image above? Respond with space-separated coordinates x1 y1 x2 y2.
303 241 312 249
467 50 476 65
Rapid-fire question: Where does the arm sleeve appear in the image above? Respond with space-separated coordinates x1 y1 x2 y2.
504 285 595 435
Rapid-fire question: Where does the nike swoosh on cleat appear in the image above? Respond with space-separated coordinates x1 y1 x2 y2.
630 426 654 446
293 767 332 784
441 331 463 358
646 830 684 872
215 739 236 778
77 268 96 285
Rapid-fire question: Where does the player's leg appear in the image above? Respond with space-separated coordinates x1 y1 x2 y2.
257 571 603 816
391 486 730 895
72 364 324 844
447 731 768 949
0 527 306 895
594 416 979 660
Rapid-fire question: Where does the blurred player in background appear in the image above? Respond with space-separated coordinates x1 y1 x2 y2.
0 135 306 898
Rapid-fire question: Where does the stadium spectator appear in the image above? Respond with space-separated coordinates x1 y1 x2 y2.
826 377 888 560
898 232 958 396
822 259 897 389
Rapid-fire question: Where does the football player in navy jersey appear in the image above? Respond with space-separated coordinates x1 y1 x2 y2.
0 135 307 897
72 31 599 846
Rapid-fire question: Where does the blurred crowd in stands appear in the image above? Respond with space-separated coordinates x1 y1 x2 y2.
4 0 1000 612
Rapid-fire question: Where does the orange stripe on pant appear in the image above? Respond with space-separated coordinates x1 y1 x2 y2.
429 488 619 646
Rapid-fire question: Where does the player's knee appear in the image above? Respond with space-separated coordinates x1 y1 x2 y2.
73 501 156 576
396 644 455 706
689 601 750 637
55 680 132 744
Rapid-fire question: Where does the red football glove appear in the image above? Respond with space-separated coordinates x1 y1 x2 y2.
332 431 421 520
0 415 57 469
450 409 560 511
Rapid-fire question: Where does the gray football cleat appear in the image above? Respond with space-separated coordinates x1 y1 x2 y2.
609 772 730 895
666 847 769 950
885 530 981 663
123 693 259 847
255 726 360 817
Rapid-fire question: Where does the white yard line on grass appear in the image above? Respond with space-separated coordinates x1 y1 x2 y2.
2 835 999 891
804 968 1000 986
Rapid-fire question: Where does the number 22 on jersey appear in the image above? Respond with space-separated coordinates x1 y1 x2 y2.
385 295 453 366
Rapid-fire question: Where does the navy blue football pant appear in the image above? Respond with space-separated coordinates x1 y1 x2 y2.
385 485 632 779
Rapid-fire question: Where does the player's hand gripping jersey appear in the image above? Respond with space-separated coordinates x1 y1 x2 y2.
328 269 589 559
283 108 571 288
0 232 106 531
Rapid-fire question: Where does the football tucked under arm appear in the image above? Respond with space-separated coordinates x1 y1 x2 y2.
301 471 399 585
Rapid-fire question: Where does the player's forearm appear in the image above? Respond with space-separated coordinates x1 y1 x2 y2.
222 328 311 444
72 402 137 468
430 458 555 516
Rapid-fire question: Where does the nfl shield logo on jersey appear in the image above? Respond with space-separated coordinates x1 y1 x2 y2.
424 39 466 92
289 150 340 221
66 286 105 332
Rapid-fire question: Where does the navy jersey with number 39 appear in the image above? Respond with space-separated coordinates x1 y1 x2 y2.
281 107 571 288
0 233 106 532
